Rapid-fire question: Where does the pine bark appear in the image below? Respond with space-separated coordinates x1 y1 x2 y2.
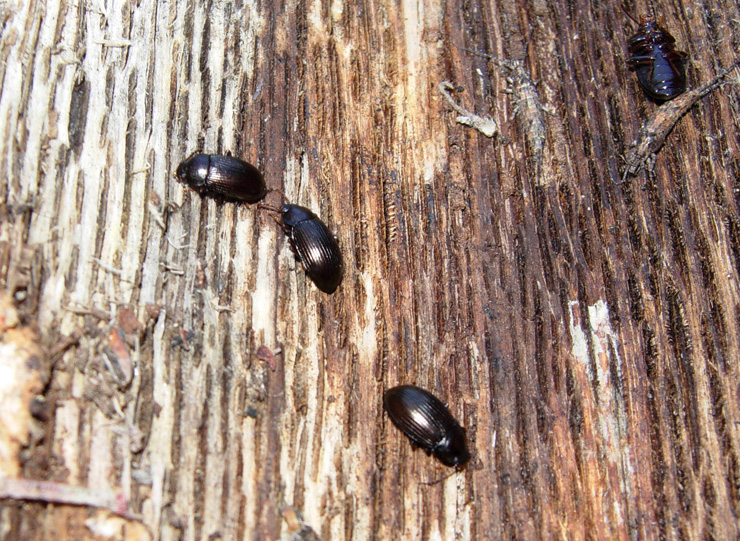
1 0 740 539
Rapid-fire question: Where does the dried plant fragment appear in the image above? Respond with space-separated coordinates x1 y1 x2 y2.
104 328 133 388
256 345 281 372
621 59 740 182
438 81 499 138
0 477 145 526
281 505 321 541
118 305 144 336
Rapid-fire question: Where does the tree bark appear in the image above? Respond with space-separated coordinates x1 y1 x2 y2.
1 0 740 539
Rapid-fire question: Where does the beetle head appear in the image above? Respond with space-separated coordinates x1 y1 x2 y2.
433 425 471 468
281 204 317 227
176 153 210 189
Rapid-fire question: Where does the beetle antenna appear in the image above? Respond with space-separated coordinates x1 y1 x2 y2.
258 203 281 214
258 204 283 226
420 470 459 486
620 3 639 24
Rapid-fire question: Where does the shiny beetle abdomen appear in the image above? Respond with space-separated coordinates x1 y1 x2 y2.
175 153 267 203
626 18 687 101
383 385 470 468
281 204 343 294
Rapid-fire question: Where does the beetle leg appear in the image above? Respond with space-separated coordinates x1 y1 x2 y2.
627 55 657 67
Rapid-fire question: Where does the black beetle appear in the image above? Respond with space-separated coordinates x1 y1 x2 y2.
280 204 343 294
175 153 267 203
624 8 687 101
383 385 470 468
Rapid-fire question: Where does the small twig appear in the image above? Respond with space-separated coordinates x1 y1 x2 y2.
620 58 740 183
65 304 111 321
438 81 499 138
0 478 139 520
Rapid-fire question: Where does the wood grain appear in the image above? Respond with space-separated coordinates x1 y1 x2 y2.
1 0 740 539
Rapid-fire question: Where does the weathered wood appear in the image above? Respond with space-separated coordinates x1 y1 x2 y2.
1 0 740 539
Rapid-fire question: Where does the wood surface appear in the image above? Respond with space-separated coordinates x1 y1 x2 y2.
1 0 740 539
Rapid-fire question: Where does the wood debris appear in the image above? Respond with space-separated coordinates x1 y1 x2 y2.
621 60 740 182
281 506 320 540
438 81 499 138
0 292 48 476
